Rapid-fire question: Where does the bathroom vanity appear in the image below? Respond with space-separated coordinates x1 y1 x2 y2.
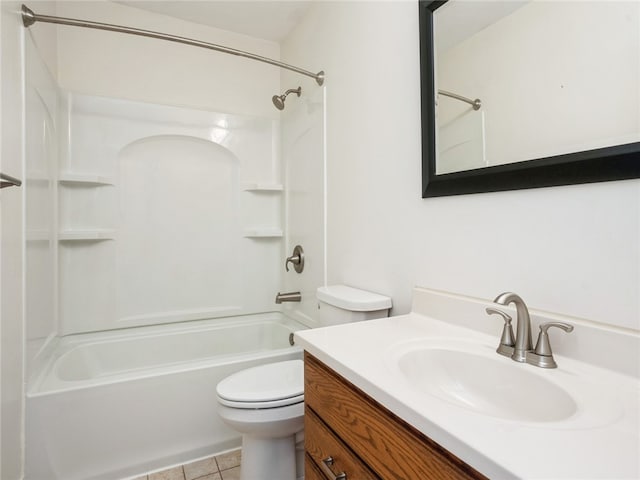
295 287 640 479
304 352 485 480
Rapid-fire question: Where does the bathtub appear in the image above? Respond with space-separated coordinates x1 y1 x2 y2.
25 312 307 480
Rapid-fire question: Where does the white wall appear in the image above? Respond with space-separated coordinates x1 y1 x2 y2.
282 1 640 332
24 2 58 77
1 2 25 478
437 1 640 167
56 1 281 118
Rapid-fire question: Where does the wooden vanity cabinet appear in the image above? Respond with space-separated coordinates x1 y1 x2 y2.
304 352 487 480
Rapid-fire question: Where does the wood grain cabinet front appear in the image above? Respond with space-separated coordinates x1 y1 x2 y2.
305 406 379 480
305 452 330 480
304 352 487 480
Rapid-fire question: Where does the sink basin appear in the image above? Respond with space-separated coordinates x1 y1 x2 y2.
394 343 578 423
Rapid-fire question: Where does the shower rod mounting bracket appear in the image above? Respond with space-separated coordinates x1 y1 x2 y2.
21 4 326 86
0 173 22 189
22 4 36 27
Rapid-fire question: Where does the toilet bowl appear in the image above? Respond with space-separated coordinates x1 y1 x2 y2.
216 285 392 480
216 359 304 480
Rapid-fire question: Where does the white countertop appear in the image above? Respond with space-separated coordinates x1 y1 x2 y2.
295 289 640 480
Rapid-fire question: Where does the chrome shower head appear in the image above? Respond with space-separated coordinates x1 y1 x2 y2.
272 87 301 111
272 95 285 111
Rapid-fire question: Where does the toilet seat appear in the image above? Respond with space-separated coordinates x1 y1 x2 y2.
218 393 304 409
216 360 303 409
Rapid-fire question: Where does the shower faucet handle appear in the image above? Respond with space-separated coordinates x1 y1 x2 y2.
285 245 304 273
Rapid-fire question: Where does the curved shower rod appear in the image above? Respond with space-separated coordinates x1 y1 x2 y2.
21 4 325 86
438 89 481 110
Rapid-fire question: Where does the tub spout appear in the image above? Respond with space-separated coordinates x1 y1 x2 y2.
275 291 301 304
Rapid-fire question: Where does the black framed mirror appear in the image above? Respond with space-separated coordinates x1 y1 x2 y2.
419 0 640 198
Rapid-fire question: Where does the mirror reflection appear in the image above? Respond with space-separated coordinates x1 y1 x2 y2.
433 1 640 175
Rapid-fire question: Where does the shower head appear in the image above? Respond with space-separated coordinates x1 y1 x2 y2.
272 87 302 111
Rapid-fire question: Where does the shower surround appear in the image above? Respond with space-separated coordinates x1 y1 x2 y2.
24 87 317 478
22 3 326 478
57 92 284 334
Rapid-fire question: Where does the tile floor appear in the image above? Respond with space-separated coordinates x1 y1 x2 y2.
132 449 241 480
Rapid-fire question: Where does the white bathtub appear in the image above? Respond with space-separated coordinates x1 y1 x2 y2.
25 313 306 480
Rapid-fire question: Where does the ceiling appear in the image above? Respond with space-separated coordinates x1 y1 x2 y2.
435 1 529 53
117 1 314 42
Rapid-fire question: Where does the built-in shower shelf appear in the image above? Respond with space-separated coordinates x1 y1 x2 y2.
58 229 116 241
242 183 283 192
243 228 283 238
59 173 114 186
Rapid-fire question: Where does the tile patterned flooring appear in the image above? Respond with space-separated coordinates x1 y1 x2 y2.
132 449 241 480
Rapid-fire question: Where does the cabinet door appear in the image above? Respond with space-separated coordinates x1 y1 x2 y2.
305 352 486 480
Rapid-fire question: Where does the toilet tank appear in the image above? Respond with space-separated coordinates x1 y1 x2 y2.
316 285 392 326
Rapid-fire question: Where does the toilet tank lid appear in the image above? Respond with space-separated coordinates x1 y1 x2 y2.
316 285 392 311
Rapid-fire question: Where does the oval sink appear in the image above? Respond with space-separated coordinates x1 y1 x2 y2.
396 346 578 423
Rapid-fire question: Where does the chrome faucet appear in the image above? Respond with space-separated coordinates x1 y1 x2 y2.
492 292 532 363
490 292 574 368
275 291 301 304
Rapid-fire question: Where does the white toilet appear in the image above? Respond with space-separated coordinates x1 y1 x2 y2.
216 285 392 480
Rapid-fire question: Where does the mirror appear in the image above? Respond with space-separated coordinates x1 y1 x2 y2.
419 0 640 197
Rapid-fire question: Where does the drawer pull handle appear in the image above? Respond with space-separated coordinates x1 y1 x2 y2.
321 456 347 480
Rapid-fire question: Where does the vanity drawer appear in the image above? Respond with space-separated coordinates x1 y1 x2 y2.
304 352 486 480
305 453 328 480
305 406 379 480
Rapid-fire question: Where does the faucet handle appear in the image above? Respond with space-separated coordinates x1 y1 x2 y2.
526 322 574 368
486 307 515 357
534 322 574 356
285 245 304 273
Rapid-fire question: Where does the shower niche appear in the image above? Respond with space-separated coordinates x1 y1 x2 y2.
58 93 284 334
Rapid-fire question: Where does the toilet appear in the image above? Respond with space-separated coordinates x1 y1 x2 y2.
217 360 304 480
216 285 392 480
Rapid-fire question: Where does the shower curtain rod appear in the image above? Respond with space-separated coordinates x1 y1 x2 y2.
21 4 325 86
438 89 481 110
